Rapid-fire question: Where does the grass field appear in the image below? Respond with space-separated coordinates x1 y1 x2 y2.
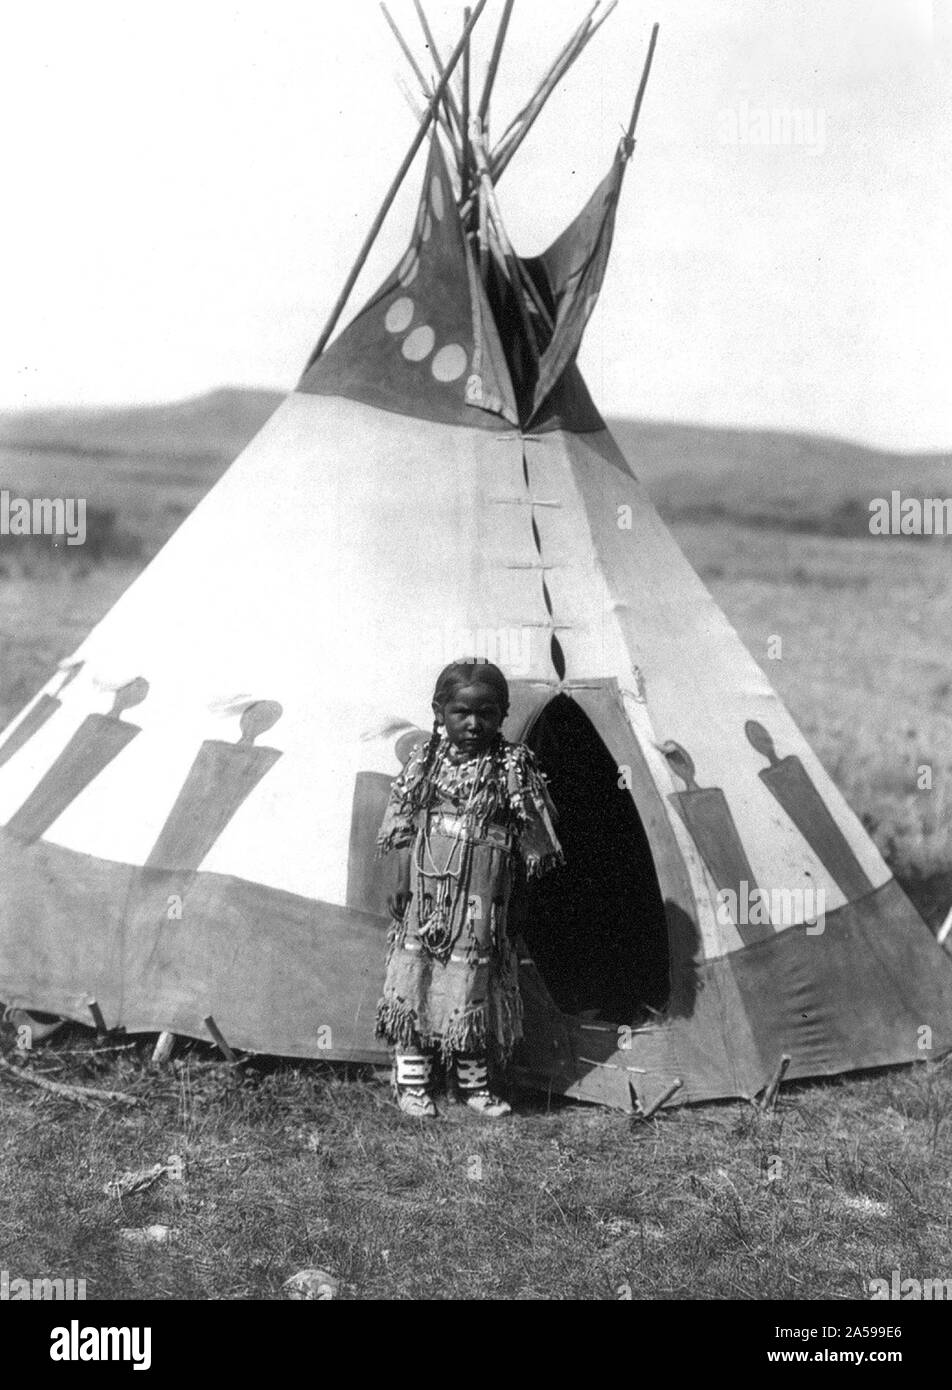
0 391 949 1301
0 1032 949 1302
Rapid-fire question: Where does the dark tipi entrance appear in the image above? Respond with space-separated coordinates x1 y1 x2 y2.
515 694 670 1022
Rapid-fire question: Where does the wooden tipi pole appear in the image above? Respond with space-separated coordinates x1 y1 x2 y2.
413 0 464 142
305 0 489 369
460 7 472 209
380 3 429 94
459 0 612 221
477 0 515 127
624 21 660 145
491 1 599 157
381 4 458 151
491 1 616 181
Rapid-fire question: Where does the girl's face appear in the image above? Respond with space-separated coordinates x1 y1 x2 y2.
436 682 505 755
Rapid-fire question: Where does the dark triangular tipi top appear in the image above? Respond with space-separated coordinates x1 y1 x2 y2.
299 1 657 434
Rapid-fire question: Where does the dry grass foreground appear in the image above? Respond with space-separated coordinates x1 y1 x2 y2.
0 1025 949 1301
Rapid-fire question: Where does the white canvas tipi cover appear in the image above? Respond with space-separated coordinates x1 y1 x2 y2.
0 123 949 1112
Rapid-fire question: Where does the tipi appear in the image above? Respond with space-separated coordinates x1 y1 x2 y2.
1 2 950 1113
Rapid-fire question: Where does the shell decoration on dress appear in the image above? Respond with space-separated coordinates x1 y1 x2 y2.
376 732 564 879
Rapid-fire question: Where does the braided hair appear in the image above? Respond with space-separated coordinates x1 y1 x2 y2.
412 659 510 809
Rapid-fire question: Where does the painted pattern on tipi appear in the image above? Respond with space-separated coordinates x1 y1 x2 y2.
298 136 516 428
5 677 149 844
0 661 83 770
144 701 284 873
745 720 875 901
661 739 772 945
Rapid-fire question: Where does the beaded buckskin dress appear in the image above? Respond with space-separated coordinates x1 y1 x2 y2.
375 733 563 1063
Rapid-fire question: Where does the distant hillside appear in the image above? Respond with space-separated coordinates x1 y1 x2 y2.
611 419 952 539
1 389 949 548
0 388 284 465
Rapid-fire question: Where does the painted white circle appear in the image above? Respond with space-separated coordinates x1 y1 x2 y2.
430 176 445 221
385 297 415 334
431 343 468 382
421 213 433 243
401 325 435 361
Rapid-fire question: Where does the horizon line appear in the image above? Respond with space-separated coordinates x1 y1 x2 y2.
1 384 949 460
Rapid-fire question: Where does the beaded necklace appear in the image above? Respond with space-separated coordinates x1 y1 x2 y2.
413 742 493 961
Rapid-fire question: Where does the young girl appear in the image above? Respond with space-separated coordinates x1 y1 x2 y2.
375 659 563 1118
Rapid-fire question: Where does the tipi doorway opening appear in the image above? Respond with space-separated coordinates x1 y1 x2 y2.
514 693 670 1022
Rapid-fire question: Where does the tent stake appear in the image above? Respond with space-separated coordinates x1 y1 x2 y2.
759 1053 791 1111
87 998 107 1034
937 903 952 948
638 1077 682 1120
305 0 488 369
151 1031 176 1065
203 1014 238 1066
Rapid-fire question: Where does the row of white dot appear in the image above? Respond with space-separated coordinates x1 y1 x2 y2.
384 295 468 381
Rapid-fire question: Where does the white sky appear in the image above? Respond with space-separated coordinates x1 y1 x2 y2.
2 0 950 448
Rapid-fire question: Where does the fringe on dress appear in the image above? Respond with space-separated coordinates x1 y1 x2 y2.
374 733 562 1064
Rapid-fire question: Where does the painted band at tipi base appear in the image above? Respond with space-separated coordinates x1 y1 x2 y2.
0 1 949 1115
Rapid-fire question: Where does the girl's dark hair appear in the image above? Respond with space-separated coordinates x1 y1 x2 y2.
416 659 510 789
432 659 509 714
